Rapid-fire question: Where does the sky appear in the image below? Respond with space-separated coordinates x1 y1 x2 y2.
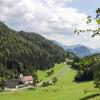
0 0 100 48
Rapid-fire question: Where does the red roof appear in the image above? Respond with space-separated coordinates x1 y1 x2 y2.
23 76 33 81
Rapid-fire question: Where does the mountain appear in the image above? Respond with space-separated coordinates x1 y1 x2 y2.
52 40 100 57
64 44 92 57
52 40 80 60
0 21 66 78
71 45 91 57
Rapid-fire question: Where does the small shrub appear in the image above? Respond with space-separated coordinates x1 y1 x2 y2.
42 82 49 87
52 77 57 85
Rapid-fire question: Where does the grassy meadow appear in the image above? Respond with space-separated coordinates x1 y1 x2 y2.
0 63 100 100
37 63 66 80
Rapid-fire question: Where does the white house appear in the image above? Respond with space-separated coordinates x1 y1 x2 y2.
20 74 33 85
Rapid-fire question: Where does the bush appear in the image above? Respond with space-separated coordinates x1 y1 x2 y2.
47 70 54 77
0 79 5 92
32 71 38 81
47 72 51 77
51 70 54 74
42 82 49 87
52 77 57 85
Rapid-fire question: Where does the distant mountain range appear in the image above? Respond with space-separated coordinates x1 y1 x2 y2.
52 40 100 57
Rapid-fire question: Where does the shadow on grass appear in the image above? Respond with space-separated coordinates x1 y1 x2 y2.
27 87 36 91
73 80 92 83
80 93 100 100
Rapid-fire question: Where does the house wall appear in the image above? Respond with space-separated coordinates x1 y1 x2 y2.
24 81 33 85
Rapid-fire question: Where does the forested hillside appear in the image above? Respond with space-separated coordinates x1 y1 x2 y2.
0 21 66 79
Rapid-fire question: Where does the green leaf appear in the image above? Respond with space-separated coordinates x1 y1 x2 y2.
96 19 100 24
96 8 100 14
98 28 100 30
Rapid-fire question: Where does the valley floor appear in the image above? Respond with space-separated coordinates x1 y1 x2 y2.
0 63 100 100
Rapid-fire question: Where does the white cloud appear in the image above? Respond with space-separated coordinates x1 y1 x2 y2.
0 0 100 48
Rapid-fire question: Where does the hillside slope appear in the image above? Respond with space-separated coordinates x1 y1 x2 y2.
0 21 66 78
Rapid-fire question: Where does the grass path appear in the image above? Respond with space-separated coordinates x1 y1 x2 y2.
55 65 69 79
37 63 66 81
37 63 67 86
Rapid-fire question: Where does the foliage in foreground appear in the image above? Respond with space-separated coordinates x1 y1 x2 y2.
74 8 100 89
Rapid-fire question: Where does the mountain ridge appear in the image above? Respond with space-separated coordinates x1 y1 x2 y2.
52 40 100 57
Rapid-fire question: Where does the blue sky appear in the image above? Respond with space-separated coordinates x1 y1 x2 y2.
0 0 100 48
70 0 100 16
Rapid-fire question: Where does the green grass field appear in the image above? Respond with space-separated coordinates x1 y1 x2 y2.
0 63 100 100
37 63 66 81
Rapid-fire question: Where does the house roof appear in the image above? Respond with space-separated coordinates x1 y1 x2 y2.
5 79 22 88
23 76 33 81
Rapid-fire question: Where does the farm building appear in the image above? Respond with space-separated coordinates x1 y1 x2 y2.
5 74 33 89
5 79 22 89
20 75 33 85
